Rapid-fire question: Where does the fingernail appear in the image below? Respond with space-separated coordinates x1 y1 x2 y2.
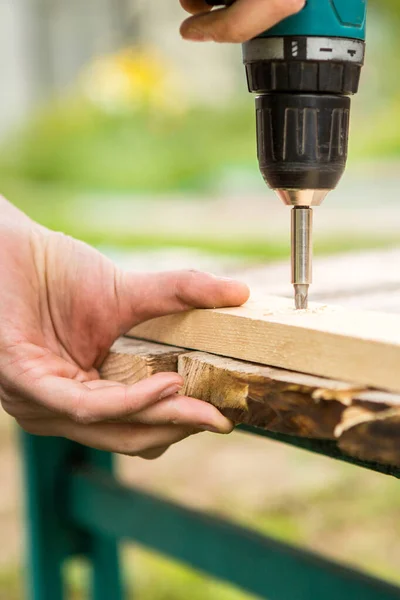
205 272 236 283
202 426 222 433
184 30 212 42
217 276 236 282
201 421 234 434
159 384 181 400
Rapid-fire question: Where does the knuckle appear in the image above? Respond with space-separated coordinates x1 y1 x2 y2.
69 392 96 425
0 394 30 419
176 269 200 287
118 445 140 458
212 20 248 44
1 397 15 417
180 268 202 281
116 425 170 457
139 446 169 461
71 407 95 426
116 427 192 456
116 425 143 456
180 0 195 13
164 398 183 425
227 28 249 43
185 268 201 275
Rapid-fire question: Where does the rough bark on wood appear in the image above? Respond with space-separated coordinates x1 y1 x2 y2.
336 403 400 465
179 351 362 439
100 337 400 466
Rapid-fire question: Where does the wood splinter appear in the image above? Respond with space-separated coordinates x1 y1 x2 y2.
101 337 400 467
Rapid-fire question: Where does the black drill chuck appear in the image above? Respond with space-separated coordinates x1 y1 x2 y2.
255 92 350 192
203 0 366 309
205 0 365 200
243 36 365 201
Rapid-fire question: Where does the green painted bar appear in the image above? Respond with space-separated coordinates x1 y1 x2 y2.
91 537 124 600
68 468 400 600
21 434 81 600
21 434 123 600
240 427 400 479
86 450 124 600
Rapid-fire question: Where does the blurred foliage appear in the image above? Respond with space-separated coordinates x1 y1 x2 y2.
2 89 400 196
370 0 400 18
0 11 399 253
350 95 400 159
2 174 399 257
2 31 400 198
81 46 187 116
0 46 255 194
0 97 255 194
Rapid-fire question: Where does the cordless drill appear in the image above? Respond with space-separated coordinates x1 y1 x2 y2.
207 0 367 308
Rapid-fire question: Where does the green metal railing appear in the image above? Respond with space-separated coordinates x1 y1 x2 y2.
21 427 400 600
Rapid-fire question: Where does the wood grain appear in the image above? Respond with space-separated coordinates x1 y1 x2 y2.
100 337 400 466
129 297 400 393
179 350 400 465
99 337 185 385
179 351 363 439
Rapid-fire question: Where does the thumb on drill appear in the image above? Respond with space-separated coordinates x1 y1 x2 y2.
180 0 306 43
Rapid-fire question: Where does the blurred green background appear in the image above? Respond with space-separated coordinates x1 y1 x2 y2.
1 1 400 599
0 0 399 253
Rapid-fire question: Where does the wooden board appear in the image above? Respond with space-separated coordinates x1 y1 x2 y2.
99 337 185 385
100 338 400 466
180 351 363 439
129 297 400 393
232 249 400 313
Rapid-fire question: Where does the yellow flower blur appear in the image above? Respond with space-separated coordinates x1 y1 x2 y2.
81 46 186 115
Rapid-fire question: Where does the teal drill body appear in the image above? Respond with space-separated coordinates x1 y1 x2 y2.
265 0 367 41
206 0 367 308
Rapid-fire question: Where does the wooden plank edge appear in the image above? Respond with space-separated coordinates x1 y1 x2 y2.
100 337 400 466
128 298 400 393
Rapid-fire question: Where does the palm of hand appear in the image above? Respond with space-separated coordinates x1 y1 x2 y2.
0 201 248 456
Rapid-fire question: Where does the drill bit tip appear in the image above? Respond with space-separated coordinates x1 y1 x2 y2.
294 284 309 310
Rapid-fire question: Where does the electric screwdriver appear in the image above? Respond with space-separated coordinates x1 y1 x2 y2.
206 0 367 308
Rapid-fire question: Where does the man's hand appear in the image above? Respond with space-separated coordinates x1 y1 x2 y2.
180 0 305 43
0 198 249 458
